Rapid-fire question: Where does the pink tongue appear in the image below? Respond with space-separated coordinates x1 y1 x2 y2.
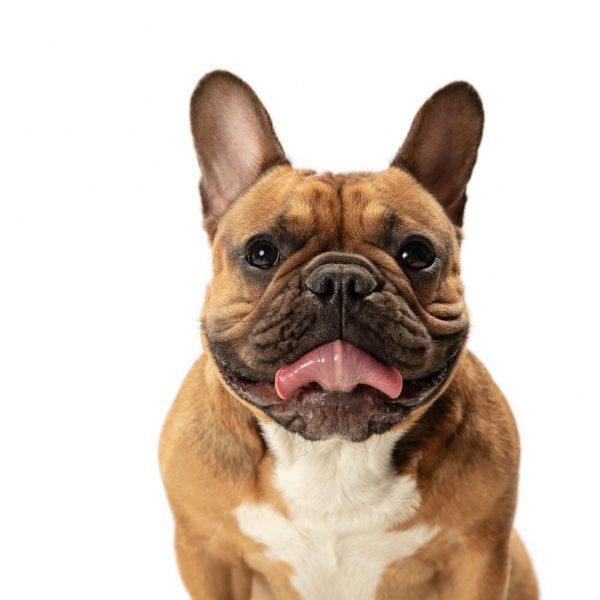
275 340 402 400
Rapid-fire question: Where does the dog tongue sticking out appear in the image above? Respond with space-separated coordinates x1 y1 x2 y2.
274 340 403 400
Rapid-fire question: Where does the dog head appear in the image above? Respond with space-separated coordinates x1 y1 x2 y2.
191 71 483 441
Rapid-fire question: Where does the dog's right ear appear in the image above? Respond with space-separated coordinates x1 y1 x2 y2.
190 71 288 237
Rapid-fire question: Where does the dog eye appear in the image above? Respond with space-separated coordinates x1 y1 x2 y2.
399 241 436 270
246 240 281 269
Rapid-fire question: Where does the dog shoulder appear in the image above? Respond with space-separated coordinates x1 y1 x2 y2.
393 350 521 537
460 350 521 469
160 355 265 525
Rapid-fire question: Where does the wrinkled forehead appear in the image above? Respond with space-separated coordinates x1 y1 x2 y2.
216 166 457 249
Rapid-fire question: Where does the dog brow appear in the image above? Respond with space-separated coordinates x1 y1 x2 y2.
362 206 401 251
274 203 316 242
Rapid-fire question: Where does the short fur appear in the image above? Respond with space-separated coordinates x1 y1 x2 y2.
160 71 538 599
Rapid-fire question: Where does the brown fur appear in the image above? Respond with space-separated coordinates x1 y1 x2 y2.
160 72 538 599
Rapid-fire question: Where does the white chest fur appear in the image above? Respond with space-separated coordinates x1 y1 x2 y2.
235 424 439 600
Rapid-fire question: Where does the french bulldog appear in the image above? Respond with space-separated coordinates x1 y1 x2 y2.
160 70 538 599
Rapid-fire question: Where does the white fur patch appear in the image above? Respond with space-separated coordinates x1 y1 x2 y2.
235 424 439 600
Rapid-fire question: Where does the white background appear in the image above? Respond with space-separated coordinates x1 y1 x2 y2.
1 1 598 598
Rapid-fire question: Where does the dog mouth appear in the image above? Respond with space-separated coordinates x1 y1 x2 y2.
212 339 457 441
274 340 403 400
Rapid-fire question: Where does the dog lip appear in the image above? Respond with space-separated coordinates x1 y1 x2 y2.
209 342 462 441
215 354 452 410
208 329 466 440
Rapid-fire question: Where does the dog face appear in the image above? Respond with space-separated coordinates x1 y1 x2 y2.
191 71 483 441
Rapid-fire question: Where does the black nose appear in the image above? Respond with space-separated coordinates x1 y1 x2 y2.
302 253 382 300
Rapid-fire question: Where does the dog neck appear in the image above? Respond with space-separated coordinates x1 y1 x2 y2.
258 423 421 529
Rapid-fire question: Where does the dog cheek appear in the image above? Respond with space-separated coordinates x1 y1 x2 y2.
248 296 323 364
337 294 426 374
208 282 318 374
432 328 469 367
405 270 444 307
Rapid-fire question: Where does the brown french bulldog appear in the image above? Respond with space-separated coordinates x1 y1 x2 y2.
160 70 538 599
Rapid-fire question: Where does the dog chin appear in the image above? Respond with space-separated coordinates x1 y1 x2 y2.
211 352 458 442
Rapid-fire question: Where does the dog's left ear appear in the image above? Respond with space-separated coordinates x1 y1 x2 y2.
190 70 288 236
392 82 484 227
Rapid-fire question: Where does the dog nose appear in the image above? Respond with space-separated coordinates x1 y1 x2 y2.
304 264 378 298
302 253 382 300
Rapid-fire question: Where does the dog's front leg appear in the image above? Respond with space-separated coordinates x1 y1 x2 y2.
437 539 511 600
175 528 253 600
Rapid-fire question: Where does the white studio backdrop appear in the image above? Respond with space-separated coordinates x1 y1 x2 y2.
0 1 598 598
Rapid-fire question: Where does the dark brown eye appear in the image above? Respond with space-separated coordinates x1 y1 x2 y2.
246 240 280 269
399 241 436 270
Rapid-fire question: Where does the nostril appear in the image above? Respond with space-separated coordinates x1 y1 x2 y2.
350 275 378 296
320 278 334 296
313 277 334 296
343 265 379 297
304 270 335 296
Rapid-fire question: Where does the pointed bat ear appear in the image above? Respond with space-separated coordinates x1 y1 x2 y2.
392 82 484 227
190 71 288 235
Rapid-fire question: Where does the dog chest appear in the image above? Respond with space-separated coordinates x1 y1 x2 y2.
235 425 439 600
